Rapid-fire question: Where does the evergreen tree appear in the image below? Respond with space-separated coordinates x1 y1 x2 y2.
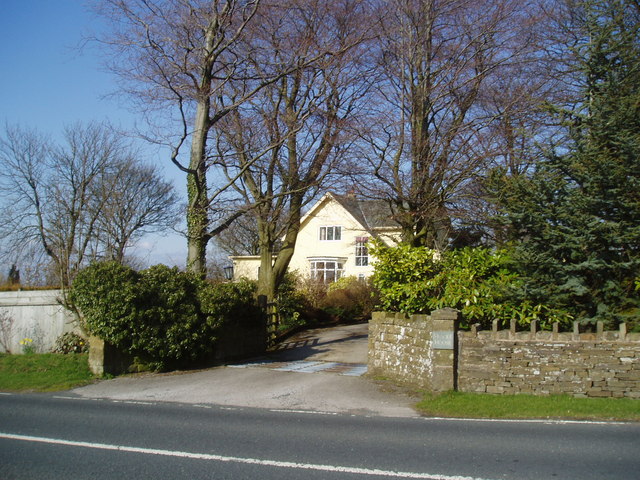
492 0 640 328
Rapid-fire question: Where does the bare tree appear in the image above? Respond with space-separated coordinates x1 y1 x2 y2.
354 0 542 249
93 160 179 263
452 0 617 246
94 0 366 277
0 122 178 286
214 213 261 256
94 0 265 275
213 0 373 299
0 123 114 286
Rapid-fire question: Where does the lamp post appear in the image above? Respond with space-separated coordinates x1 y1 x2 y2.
223 265 234 281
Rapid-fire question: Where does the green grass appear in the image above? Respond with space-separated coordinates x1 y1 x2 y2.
417 391 640 421
0 353 94 392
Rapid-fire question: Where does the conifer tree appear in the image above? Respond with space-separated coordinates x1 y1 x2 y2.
492 0 640 327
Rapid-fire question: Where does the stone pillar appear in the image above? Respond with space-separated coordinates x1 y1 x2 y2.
88 336 134 376
429 308 461 392
88 336 106 376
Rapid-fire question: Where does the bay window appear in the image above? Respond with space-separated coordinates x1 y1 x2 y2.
310 258 344 283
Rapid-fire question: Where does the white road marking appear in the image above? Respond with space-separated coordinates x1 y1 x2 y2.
269 408 339 416
115 400 155 406
52 395 95 401
0 432 496 480
424 416 631 426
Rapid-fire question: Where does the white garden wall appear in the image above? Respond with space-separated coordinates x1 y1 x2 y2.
0 290 78 354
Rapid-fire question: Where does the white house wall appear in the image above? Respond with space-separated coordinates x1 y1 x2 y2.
231 256 261 280
230 195 401 282
287 197 376 280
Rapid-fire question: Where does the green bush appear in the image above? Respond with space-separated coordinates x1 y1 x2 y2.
200 279 262 328
52 332 89 354
68 261 141 348
70 262 261 371
369 241 440 314
275 273 315 331
370 241 572 329
135 264 214 368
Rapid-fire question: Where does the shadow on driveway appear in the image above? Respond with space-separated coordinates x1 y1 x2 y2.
267 322 369 364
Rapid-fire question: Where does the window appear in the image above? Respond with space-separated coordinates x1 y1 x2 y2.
310 259 344 283
355 237 369 266
319 226 342 241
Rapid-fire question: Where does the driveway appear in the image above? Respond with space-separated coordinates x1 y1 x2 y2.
72 323 420 417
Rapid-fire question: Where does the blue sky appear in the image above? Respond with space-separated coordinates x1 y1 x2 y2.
0 1 187 267
0 1 124 134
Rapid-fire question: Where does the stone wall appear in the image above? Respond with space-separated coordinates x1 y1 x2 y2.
368 309 459 391
368 312 640 398
459 321 640 398
0 290 78 353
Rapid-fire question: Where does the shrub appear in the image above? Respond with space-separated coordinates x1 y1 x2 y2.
134 264 215 369
321 276 378 323
275 273 316 331
68 261 141 348
53 332 88 354
293 274 328 309
271 273 378 327
200 279 262 328
70 262 261 371
370 241 572 329
369 240 441 315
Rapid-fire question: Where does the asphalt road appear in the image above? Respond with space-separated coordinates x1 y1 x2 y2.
1 393 638 480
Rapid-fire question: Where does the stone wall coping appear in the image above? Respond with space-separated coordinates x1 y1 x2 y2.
464 319 639 343
461 331 640 343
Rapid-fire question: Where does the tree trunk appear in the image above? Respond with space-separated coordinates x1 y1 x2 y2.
254 215 272 298
256 195 303 302
186 100 211 276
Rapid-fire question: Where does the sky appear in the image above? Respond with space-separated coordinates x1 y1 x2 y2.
0 0 188 267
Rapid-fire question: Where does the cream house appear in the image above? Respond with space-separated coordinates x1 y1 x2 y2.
230 192 401 282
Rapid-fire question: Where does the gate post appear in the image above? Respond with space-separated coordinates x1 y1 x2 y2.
88 336 134 376
429 308 460 392
258 295 278 348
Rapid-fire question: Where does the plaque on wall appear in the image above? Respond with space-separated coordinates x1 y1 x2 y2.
431 331 454 350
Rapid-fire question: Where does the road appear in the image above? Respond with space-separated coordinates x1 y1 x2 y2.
1 393 638 480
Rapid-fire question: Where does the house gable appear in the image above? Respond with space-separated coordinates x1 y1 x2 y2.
231 192 400 282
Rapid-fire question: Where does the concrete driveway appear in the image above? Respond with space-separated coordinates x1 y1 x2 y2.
72 323 420 417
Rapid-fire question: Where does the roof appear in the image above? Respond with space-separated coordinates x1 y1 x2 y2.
331 193 397 230
299 192 398 234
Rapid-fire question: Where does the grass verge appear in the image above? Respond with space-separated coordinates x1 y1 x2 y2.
0 353 94 392
417 391 640 422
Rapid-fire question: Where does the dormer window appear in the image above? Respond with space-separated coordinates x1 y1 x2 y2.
319 226 342 241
